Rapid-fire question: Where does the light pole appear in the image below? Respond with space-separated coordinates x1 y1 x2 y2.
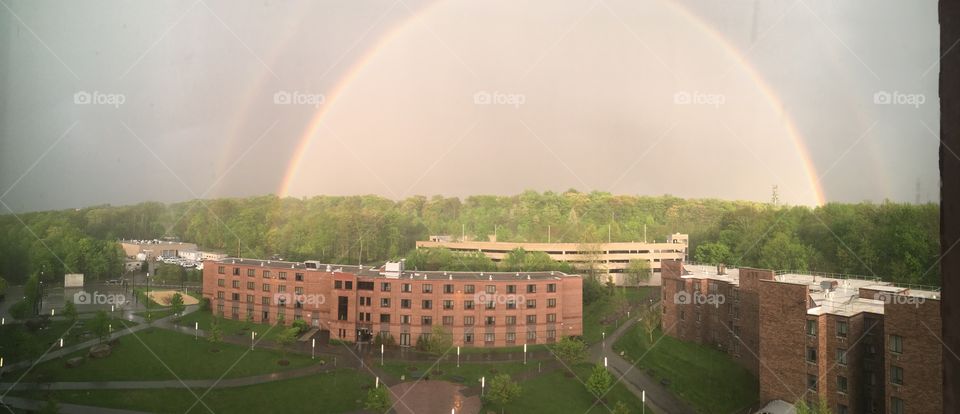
250 331 256 350
481 376 485 397
195 322 199 340
380 343 384 366
313 339 316 360
602 331 605 348
523 343 527 365
642 390 646 414
457 346 460 368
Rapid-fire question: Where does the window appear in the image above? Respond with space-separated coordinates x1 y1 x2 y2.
277 285 286 293
261 296 270 305
400 299 411 309
217 279 225 287
263 270 271 278
231 293 240 301
526 299 536 308
464 300 475 310
246 294 254 303
380 314 391 323
547 313 557 323
486 300 495 310
464 284 475 293
464 332 474 344
401 283 412 293
233 267 240 276
262 284 271 292
732 288 740 302
837 404 848 414
806 347 817 363
422 300 432 310
526 331 536 341
217 266 225 274
442 316 453 326
400 315 411 324
485 285 496 294
733 306 740 320
344 281 352 290
484 333 495 343
547 329 556 339
733 325 741 338
381 298 391 308
837 376 848 393
890 397 904 414
295 273 303 281
381 282 391 292
245 268 253 276
836 320 848 338
422 316 432 325
334 280 343 289
443 284 454 294
486 316 495 326
464 316 475 326
357 281 374 290
890 365 903 385
507 285 516 294
526 315 536 324
836 348 847 365
506 332 516 343
807 374 818 391
422 284 433 293
675 280 685 291
547 283 556 292
217 291 225 299
680 310 685 321
443 300 454 310
890 334 903 354
295 287 303 295
247 281 255 290
506 316 516 325
547 298 557 308
506 299 517 309
526 284 536 293
278 271 287 280
806 320 818 336
217 303 224 314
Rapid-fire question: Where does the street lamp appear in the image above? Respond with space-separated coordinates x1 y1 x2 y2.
250 331 256 350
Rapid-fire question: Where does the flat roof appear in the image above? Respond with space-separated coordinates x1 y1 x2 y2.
211 258 577 281
680 264 740 285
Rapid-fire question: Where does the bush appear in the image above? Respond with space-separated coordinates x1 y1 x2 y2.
200 297 211 311
9 300 31 320
292 319 309 335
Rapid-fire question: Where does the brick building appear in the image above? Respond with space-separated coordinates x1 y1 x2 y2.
661 260 942 414
202 258 583 347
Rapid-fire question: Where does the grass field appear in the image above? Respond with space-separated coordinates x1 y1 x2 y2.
177 310 292 342
381 360 532 384
15 327 321 382
582 286 656 345
0 319 121 364
10 369 370 414
613 325 758 414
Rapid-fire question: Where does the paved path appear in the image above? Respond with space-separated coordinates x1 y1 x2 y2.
1 396 152 414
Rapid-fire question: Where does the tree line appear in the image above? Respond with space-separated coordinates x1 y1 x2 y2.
0 190 940 286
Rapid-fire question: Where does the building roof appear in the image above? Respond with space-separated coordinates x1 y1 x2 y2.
210 257 577 281
680 264 740 285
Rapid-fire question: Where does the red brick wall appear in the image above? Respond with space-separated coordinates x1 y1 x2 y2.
884 297 942 414
759 280 810 403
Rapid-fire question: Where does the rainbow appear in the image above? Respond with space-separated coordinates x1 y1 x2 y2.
277 0 827 206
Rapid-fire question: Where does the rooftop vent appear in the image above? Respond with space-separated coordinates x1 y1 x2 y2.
489 275 493 281
527 274 531 280
326 264 332 272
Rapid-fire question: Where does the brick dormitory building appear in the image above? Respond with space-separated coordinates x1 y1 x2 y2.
660 260 942 414
202 258 583 347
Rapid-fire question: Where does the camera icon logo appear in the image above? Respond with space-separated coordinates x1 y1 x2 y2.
74 91 92 105
273 90 292 105
473 90 492 105
74 290 92 304
873 90 892 105
673 91 691 105
673 290 691 305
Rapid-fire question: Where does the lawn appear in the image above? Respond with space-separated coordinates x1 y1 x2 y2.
10 368 370 414
178 310 291 342
381 360 532 384
613 325 758 414
484 362 650 414
0 319 86 364
16 327 321 382
582 286 657 345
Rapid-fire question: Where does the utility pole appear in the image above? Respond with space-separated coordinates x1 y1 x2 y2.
548 225 551 243
461 224 465 242
643 224 647 243
771 185 780 206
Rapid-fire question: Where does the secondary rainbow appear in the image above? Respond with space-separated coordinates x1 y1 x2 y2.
278 0 828 206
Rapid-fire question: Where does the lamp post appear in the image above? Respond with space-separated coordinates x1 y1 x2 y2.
481 376 485 397
380 343 384 366
313 339 316 360
642 390 646 414
457 346 460 368
523 343 527 365
250 331 256 350
602 331 605 348
195 322 199 340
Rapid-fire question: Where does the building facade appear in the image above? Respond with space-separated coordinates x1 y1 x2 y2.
202 258 583 347
660 260 942 414
415 233 688 286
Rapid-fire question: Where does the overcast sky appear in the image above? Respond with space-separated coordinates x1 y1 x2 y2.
0 0 940 212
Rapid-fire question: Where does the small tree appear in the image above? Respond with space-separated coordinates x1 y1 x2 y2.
611 401 631 414
485 373 521 414
795 396 832 414
638 304 662 342
292 318 309 335
585 363 613 402
276 311 286 326
169 293 185 322
364 385 391 413
552 337 587 366
9 300 30 320
90 311 110 343
426 325 453 355
208 315 224 351
276 327 299 364
63 299 78 322
625 259 652 287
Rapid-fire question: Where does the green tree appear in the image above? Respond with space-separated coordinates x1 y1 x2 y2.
63 299 78 322
9 300 30 320
276 311 286 326
292 318 309 335
585 363 613 401
0 275 7 298
364 385 391 413
24 273 40 315
425 325 453 355
485 373 521 414
624 259 652 287
207 315 224 349
169 292 185 321
694 242 733 265
90 310 110 343
276 327 299 363
552 337 587 366
638 304 661 342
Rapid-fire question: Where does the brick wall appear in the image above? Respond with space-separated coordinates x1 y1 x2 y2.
759 280 810 403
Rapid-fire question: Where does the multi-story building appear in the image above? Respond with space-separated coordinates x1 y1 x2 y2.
120 240 198 260
660 260 942 414
202 258 583 347
415 233 688 285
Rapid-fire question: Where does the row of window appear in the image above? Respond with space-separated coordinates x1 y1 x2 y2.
217 279 304 294
339 281 558 293
217 266 304 281
805 319 849 338
379 314 557 325
371 298 557 309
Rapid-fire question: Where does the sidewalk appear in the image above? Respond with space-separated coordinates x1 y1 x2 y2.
1 396 151 414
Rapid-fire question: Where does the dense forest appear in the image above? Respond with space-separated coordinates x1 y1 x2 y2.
0 191 940 287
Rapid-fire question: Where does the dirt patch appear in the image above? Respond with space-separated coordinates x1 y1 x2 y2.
146 290 199 306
